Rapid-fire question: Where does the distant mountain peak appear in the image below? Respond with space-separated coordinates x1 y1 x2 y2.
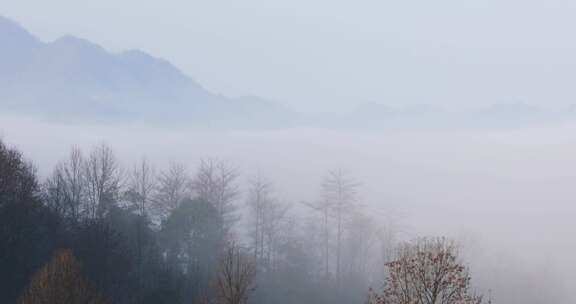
0 16 42 77
0 15 41 47
52 35 108 54
0 15 27 33
120 49 154 59
0 16 294 129
119 49 185 76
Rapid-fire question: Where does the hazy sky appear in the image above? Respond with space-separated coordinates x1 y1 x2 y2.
4 3 576 301
5 0 576 111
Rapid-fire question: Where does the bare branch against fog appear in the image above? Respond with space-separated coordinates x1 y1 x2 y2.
154 161 190 220
215 244 256 304
322 169 360 289
44 146 84 221
192 158 240 237
127 158 156 217
2 3 575 303
246 174 290 271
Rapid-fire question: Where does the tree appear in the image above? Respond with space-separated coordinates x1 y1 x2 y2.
161 198 222 302
127 158 156 217
84 144 123 219
191 158 240 238
260 197 289 272
214 244 256 304
154 162 190 221
246 174 290 272
124 158 157 302
302 198 332 280
343 212 375 279
44 147 84 221
0 139 38 208
0 139 61 302
246 174 270 264
322 169 359 287
18 249 107 304
368 238 484 304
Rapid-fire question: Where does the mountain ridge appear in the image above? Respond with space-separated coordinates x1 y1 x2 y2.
0 16 295 128
2 16 575 130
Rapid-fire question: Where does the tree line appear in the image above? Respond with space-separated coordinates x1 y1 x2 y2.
0 139 487 304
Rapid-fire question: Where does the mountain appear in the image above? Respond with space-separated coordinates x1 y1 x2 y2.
2 16 574 130
0 16 42 82
0 16 295 128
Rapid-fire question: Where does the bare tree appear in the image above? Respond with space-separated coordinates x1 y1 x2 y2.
246 174 289 271
84 144 123 219
214 244 256 304
44 147 84 221
322 169 359 288
192 158 240 237
126 158 157 301
368 237 484 304
127 158 156 217
302 197 332 279
154 161 190 220
261 198 289 272
375 217 402 280
343 212 376 278
246 174 272 264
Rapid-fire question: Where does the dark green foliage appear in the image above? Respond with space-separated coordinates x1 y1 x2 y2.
0 140 38 207
161 198 223 302
0 197 62 302
0 140 221 303
0 140 62 302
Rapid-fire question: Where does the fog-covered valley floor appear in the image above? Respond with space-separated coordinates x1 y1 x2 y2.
1 114 574 303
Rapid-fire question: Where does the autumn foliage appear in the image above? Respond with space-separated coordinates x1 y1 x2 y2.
18 249 107 304
368 238 483 304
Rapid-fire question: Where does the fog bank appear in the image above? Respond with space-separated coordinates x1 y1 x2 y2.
1 114 574 302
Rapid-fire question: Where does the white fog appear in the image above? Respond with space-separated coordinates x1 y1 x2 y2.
1 114 573 302
2 3 576 302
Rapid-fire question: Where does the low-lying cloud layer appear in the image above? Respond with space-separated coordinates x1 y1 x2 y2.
1 115 573 302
